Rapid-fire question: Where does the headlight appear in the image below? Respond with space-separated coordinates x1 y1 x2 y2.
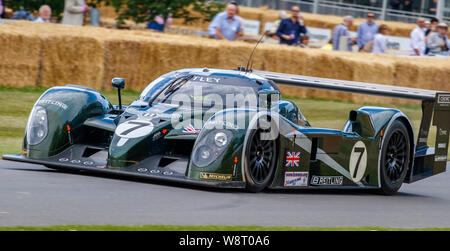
214 132 228 147
26 105 49 145
192 130 233 168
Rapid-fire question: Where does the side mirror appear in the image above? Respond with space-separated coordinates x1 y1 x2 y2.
112 78 125 90
258 90 280 110
112 78 125 110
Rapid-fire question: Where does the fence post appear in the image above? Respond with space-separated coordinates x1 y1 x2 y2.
313 0 319 14
436 0 444 20
380 0 388 20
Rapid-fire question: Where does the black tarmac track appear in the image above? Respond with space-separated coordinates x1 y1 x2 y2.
1 160 449 228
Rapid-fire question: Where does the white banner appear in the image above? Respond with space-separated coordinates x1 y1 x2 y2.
242 19 261 36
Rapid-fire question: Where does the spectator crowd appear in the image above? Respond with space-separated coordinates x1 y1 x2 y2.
1 0 449 57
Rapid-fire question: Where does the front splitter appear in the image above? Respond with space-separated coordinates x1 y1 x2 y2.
2 154 246 189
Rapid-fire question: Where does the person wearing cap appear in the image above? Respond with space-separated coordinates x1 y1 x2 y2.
276 6 307 46
357 12 379 51
410 18 426 56
426 23 450 56
425 18 439 54
208 1 243 41
332 15 356 51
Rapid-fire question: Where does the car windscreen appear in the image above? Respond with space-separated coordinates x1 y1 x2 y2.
146 76 260 108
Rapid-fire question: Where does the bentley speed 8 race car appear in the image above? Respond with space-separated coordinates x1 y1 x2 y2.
3 68 450 194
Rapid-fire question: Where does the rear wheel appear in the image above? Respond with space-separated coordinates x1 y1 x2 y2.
244 128 278 192
379 120 411 195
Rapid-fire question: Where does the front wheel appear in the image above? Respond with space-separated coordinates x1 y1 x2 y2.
379 120 411 195
244 128 278 192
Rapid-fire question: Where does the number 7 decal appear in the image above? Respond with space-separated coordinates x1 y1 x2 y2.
349 141 367 183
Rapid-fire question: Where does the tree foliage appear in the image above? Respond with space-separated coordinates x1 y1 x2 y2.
4 0 224 25
104 0 224 25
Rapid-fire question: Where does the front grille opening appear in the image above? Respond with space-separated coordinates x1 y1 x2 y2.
158 157 178 167
82 147 102 158
79 127 113 147
164 140 195 157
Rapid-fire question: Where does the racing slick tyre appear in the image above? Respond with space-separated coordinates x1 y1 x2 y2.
379 120 411 195
244 128 278 192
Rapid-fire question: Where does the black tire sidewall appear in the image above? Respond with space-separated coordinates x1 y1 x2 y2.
379 120 411 195
244 128 278 193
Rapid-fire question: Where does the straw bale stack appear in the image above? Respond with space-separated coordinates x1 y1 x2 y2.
0 24 42 87
1 21 450 107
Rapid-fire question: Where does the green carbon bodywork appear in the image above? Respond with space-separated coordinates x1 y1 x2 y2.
7 68 427 190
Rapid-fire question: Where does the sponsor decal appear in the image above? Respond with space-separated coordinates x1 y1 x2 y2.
163 171 174 176
191 76 221 83
435 155 447 162
38 99 68 110
311 176 343 186
137 168 148 173
418 137 428 143
438 143 447 149
285 152 300 167
439 129 448 136
349 141 367 183
183 124 200 134
83 161 94 166
143 113 157 118
437 94 450 104
58 158 69 162
284 172 308 187
152 131 162 141
70 160 81 164
200 172 232 181
150 169 161 174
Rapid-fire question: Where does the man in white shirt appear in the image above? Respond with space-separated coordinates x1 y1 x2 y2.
410 18 426 56
34 5 52 23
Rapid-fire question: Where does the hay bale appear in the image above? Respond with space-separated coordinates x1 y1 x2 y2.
36 26 105 89
0 24 42 87
2 21 450 108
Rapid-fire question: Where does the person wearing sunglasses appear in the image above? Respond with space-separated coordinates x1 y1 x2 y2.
357 12 379 51
275 6 307 46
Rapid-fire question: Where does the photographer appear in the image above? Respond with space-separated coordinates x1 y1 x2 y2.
426 23 450 56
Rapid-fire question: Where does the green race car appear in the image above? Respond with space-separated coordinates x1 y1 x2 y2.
3 68 450 194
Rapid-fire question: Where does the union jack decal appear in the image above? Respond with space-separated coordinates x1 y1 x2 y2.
183 124 200 134
285 152 300 167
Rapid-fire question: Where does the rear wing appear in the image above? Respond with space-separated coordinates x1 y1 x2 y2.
254 70 450 182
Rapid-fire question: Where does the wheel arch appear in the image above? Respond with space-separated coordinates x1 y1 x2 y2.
377 113 415 187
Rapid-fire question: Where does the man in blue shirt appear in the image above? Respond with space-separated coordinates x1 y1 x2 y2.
333 16 356 51
276 6 307 46
357 12 379 50
208 2 243 41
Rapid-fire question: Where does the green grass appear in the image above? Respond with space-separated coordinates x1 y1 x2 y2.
0 87 442 157
0 225 449 231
